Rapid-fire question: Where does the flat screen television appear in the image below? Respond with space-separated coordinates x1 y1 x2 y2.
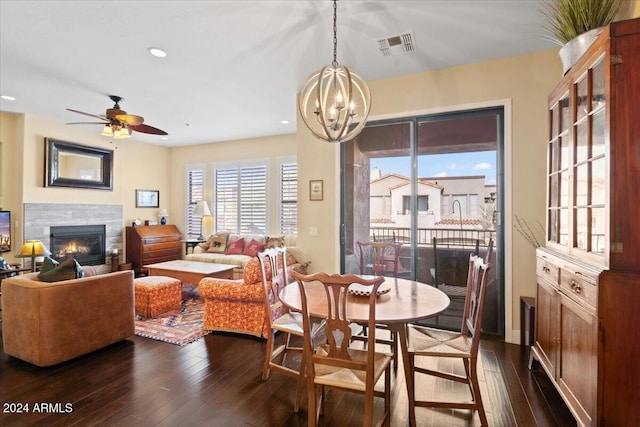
0 210 11 252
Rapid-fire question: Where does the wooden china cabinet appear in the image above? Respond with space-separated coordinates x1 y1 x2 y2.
531 18 640 427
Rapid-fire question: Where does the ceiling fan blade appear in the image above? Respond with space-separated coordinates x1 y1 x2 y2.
115 113 144 126
66 122 109 125
67 108 107 121
129 123 168 136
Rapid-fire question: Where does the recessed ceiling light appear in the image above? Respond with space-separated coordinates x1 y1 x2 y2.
1 95 16 101
148 47 167 58
281 120 290 125
161 136 169 140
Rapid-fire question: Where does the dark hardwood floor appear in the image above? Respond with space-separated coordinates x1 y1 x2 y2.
0 327 576 427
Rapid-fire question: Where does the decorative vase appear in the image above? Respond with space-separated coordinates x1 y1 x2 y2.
558 28 603 75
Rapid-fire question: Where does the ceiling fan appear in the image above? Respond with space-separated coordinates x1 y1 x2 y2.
67 95 168 139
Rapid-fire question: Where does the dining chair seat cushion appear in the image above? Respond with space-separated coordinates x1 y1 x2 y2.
272 311 304 334
313 345 393 392
273 311 325 336
408 325 471 357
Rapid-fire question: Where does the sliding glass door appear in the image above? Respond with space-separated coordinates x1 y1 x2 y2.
340 108 504 336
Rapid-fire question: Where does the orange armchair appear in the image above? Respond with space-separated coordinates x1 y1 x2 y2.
198 257 305 338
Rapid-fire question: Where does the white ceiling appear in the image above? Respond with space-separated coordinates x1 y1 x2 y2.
0 0 555 147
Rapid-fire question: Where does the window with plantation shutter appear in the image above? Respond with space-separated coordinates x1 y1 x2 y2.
279 160 297 234
213 160 269 234
185 167 205 238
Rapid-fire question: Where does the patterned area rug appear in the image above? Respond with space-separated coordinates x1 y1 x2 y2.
134 284 209 346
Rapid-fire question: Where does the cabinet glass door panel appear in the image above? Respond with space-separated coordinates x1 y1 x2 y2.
560 209 569 245
549 210 558 242
576 78 588 121
560 171 570 207
550 174 559 207
560 136 570 169
575 120 589 163
575 164 589 206
592 207 606 253
560 95 570 132
591 158 606 205
550 139 559 172
551 104 559 137
575 207 589 250
592 110 606 157
591 57 606 110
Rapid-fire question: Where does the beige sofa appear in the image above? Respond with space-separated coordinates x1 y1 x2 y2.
185 233 310 279
1 270 135 367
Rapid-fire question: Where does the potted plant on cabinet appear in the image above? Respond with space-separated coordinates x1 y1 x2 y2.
540 0 626 74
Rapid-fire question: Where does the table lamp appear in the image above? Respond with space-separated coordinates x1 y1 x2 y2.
193 201 212 240
158 208 169 225
16 239 51 272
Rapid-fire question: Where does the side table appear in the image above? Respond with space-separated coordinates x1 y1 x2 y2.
181 239 205 255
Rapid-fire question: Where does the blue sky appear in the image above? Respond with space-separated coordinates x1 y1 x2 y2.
370 150 497 185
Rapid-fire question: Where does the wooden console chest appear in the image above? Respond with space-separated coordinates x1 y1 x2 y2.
126 225 182 276
531 18 640 427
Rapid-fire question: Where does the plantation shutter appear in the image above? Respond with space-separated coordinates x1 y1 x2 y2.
186 169 204 238
215 168 239 233
279 162 297 234
239 165 267 234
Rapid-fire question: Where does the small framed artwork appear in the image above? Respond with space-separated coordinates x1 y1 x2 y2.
136 189 160 208
309 180 324 201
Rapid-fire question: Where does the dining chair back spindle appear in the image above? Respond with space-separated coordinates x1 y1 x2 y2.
407 254 491 426
293 271 392 427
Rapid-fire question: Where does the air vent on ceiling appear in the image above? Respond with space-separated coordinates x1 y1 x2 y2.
375 31 415 56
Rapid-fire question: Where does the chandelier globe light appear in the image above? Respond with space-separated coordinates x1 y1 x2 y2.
298 0 371 143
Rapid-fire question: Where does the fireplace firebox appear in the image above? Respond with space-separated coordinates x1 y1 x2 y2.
50 225 106 266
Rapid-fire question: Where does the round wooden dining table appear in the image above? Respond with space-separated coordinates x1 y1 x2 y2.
279 276 450 427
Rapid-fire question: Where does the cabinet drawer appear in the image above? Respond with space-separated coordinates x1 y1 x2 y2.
560 268 597 310
537 257 560 284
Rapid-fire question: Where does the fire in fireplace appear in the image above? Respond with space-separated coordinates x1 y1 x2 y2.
50 225 106 266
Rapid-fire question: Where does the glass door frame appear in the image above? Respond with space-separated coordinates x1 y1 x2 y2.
340 106 505 338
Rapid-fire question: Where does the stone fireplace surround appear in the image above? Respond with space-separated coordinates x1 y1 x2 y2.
24 203 123 272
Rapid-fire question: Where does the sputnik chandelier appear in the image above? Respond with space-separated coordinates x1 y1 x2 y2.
298 0 371 143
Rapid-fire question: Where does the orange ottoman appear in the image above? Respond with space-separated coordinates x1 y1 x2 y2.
134 276 182 318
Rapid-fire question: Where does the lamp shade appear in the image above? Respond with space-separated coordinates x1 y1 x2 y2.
193 201 212 217
15 240 51 258
158 208 169 217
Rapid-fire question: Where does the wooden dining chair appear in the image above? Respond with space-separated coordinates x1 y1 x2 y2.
354 241 404 371
406 254 491 426
292 271 392 427
259 247 323 413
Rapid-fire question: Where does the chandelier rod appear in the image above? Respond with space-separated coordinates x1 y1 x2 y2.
332 0 338 67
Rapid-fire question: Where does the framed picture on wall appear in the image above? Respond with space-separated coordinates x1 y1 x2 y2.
136 189 160 208
309 180 323 201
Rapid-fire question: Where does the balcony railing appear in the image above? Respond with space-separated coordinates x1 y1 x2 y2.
371 226 496 247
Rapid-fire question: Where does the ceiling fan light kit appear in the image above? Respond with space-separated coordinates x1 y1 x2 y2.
67 95 168 139
298 0 371 143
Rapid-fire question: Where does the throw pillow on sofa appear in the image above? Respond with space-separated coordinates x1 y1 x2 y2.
207 235 228 253
226 237 245 255
39 256 59 273
38 258 79 282
265 236 285 249
243 238 265 257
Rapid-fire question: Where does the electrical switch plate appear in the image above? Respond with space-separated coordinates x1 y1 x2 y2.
309 226 318 236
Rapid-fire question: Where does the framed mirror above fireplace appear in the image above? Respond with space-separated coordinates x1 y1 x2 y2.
45 138 113 190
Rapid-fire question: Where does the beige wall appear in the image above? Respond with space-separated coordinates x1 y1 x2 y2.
296 49 563 342
168 134 297 237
